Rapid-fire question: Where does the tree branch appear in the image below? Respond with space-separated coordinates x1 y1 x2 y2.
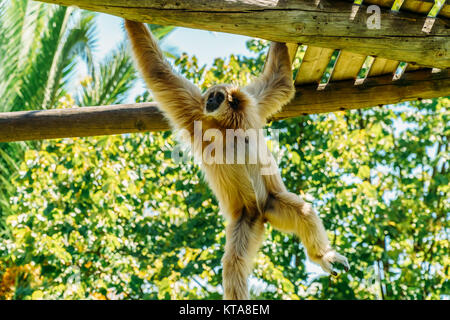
0 70 448 142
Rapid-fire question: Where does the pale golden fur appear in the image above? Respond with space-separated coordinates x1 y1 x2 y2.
125 20 349 300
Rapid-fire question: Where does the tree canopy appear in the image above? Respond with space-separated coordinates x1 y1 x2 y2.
0 2 448 300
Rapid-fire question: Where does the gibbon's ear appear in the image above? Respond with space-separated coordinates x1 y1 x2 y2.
230 94 240 110
229 90 249 111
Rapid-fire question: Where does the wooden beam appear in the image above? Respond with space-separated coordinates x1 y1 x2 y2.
0 103 168 142
276 70 450 119
37 0 449 69
0 70 448 142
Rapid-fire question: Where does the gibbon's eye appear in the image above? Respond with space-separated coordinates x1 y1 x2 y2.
215 92 225 104
206 92 225 113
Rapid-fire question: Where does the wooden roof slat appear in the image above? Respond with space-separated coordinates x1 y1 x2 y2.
294 46 334 85
361 0 450 17
402 0 438 15
368 58 400 77
371 0 396 6
287 43 300 64
330 51 367 81
406 63 424 72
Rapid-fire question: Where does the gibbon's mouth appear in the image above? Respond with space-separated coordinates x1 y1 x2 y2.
206 91 225 113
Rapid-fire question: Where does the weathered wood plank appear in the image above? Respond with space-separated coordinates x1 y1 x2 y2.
295 46 335 84
349 0 449 18
37 0 450 69
368 57 400 76
406 63 423 71
0 103 168 142
286 43 300 63
279 69 450 119
330 51 367 81
402 0 449 18
1 70 448 142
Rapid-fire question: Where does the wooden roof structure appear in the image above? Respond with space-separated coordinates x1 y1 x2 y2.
289 0 448 89
0 0 448 142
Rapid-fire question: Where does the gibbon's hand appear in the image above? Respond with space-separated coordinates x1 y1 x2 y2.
317 249 350 276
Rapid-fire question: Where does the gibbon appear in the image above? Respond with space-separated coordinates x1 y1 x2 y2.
125 20 349 300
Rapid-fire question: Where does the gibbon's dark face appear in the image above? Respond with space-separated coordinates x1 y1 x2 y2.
203 85 248 122
206 91 225 113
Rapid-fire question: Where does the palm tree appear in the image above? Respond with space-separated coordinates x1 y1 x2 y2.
76 23 176 107
0 1 94 112
0 0 176 237
0 1 99 232
77 42 136 106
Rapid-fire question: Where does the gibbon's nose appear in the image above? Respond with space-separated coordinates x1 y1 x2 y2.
206 92 225 113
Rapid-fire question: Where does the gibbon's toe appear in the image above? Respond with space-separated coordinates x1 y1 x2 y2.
318 250 350 276
333 251 350 272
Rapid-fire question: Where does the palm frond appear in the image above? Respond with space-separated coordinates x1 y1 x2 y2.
12 5 70 110
40 5 75 109
148 24 176 40
77 42 137 106
0 0 37 110
45 10 98 108
0 4 99 235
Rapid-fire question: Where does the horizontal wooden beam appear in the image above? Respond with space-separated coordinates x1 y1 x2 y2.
0 70 448 142
0 103 167 142
277 70 449 119
37 0 449 69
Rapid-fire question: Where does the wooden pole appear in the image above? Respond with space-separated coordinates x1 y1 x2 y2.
37 0 450 69
1 70 448 142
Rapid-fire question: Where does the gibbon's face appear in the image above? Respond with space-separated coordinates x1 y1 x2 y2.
203 84 251 127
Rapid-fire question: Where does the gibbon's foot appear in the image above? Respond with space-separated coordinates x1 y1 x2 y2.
316 250 350 276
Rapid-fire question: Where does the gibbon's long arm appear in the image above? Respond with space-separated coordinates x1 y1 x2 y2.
125 20 203 130
244 42 295 120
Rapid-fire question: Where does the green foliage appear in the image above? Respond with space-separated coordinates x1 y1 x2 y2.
0 11 448 299
269 98 449 299
0 0 137 239
1 133 222 299
0 2 97 112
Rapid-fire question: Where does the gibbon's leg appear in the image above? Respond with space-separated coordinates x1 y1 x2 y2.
244 42 295 120
222 209 265 300
265 192 349 275
124 20 203 131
